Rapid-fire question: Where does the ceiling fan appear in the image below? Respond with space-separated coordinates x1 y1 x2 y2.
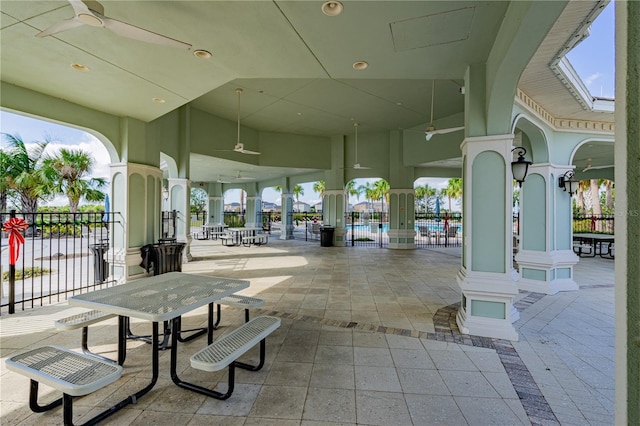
345 122 371 170
35 0 191 49
221 88 261 155
425 80 465 141
234 171 255 180
216 175 231 184
582 158 614 172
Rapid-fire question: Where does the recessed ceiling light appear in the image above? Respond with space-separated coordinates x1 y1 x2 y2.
193 49 211 59
71 63 89 72
353 61 368 70
152 97 166 103
396 102 403 106
321 1 343 16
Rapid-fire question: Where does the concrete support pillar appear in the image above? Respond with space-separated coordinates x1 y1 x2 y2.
207 195 224 225
280 193 295 240
387 189 416 249
456 135 519 341
245 196 262 228
515 164 578 294
323 189 346 245
108 162 163 282
168 178 192 261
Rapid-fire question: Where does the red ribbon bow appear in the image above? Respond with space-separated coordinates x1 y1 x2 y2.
2 217 29 265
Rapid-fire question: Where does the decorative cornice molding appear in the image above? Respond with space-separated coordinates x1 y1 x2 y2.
515 89 614 133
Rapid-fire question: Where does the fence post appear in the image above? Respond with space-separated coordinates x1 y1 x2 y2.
8 210 16 314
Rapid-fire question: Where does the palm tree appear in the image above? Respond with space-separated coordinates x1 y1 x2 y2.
414 184 431 213
0 149 12 210
373 179 390 213
359 182 376 212
443 178 462 212
293 184 304 211
44 148 107 212
345 180 362 210
1 133 54 214
313 180 325 211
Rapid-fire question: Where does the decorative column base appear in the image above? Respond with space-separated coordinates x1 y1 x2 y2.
456 269 519 341
387 229 416 249
280 225 295 240
515 249 578 294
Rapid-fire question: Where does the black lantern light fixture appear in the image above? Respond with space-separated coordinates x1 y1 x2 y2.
558 170 579 196
511 147 532 187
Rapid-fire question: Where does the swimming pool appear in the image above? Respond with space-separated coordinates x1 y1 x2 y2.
345 223 453 233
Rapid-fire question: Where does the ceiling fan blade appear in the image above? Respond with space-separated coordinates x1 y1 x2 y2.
36 18 84 37
102 16 191 49
239 149 261 155
588 165 614 170
433 126 465 135
353 164 371 170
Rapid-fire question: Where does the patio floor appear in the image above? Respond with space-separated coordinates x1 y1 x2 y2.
0 237 615 425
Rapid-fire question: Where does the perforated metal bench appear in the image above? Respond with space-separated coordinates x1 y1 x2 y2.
6 345 122 425
241 234 268 247
220 233 236 246
55 310 117 363
184 316 280 400
213 294 265 328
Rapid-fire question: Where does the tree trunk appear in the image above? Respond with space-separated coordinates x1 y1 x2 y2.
590 179 602 231
605 180 613 209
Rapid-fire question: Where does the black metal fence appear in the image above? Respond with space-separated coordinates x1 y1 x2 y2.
414 213 463 248
1 210 123 314
345 211 389 247
572 214 614 234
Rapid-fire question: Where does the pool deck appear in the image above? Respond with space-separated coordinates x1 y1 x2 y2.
0 237 614 425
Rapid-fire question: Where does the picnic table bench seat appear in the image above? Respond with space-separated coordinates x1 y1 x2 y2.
186 316 280 400
241 234 268 246
6 345 122 425
214 294 265 327
55 310 117 363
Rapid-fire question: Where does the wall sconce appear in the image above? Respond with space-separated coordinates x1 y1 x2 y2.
558 170 579 196
511 147 532 187
162 187 169 201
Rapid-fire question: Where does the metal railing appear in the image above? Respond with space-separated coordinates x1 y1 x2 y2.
414 213 462 248
346 211 389 247
573 214 614 234
1 210 123 315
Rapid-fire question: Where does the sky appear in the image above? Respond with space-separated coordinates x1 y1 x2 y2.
1 2 614 208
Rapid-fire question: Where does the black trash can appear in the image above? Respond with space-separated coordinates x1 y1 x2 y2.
320 226 335 247
90 242 109 283
152 242 186 275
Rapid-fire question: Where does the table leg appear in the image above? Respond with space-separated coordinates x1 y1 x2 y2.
84 322 159 425
170 317 235 400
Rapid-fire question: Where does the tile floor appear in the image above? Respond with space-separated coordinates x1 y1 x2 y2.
0 237 615 425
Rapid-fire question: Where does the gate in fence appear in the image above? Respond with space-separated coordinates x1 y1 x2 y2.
345 211 388 247
1 210 123 314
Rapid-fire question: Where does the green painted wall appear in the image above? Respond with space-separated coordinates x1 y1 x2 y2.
471 151 506 273
522 173 546 251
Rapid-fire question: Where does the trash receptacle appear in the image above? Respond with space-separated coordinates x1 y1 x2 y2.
152 242 185 275
90 242 109 283
320 226 335 247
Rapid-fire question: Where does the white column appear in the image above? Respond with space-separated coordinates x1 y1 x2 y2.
387 189 416 249
280 193 295 240
456 135 519 341
323 189 346 244
108 162 162 282
168 178 192 261
208 196 224 225
244 196 262 228
515 164 579 294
